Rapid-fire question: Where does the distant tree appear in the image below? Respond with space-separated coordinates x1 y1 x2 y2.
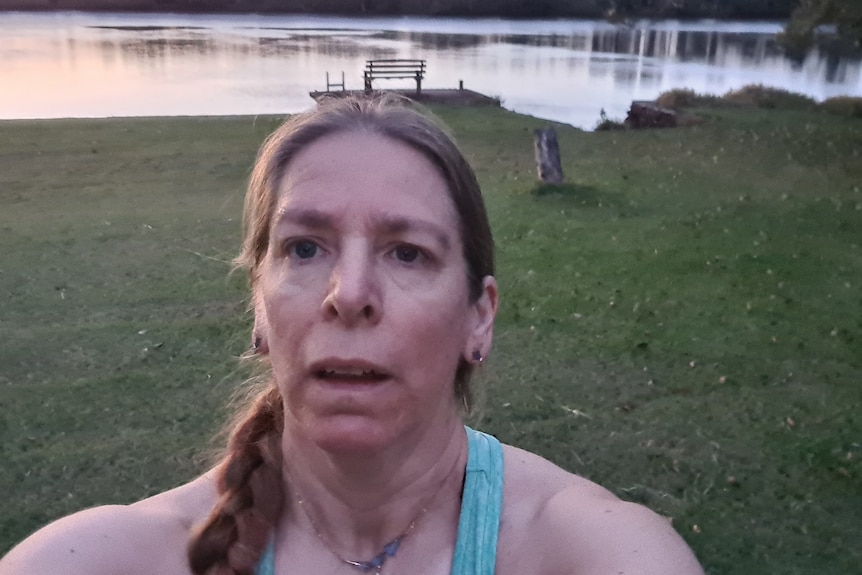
782 0 862 52
602 0 795 20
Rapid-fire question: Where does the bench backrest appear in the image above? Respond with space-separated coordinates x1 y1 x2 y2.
365 59 426 77
363 59 426 91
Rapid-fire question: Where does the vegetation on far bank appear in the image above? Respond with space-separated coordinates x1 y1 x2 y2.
3 1 859 60
0 0 800 20
780 0 862 53
1 93 860 574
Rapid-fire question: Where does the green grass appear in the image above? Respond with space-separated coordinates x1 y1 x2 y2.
1 104 861 574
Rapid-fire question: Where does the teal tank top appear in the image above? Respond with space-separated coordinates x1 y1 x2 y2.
255 426 504 575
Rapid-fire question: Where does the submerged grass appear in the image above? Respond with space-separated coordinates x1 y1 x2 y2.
1 104 861 574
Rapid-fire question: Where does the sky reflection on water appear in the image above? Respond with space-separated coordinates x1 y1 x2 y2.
1 12 860 128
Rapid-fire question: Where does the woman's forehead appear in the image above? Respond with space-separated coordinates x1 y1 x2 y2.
273 130 460 235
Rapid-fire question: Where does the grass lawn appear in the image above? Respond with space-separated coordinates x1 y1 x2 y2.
1 103 860 574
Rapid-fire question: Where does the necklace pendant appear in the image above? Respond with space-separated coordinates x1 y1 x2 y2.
382 538 401 557
345 536 402 574
361 553 385 572
345 558 381 573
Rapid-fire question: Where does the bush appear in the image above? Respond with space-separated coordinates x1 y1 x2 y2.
820 96 862 118
593 108 627 131
656 88 721 109
722 84 817 110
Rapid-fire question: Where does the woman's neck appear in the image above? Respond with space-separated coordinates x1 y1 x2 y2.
278 417 468 559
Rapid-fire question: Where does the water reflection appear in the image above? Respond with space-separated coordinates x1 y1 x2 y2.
1 12 860 128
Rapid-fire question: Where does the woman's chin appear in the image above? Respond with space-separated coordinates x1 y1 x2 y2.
304 414 403 454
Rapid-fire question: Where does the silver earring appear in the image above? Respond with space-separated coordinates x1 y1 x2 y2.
471 349 484 364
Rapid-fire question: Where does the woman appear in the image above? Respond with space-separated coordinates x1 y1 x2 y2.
0 95 703 575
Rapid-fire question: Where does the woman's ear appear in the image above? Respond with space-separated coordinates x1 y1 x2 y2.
464 276 498 363
252 290 270 355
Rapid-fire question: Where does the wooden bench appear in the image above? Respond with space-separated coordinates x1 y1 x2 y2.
364 59 426 93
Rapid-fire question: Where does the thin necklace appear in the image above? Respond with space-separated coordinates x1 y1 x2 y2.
286 467 453 574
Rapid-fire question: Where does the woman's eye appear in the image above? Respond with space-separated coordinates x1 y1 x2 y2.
394 245 421 263
289 240 318 259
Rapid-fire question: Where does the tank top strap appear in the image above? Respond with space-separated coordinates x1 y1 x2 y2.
450 426 505 575
255 538 275 575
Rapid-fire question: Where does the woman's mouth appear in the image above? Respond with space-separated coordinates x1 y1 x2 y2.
315 367 389 382
310 359 393 384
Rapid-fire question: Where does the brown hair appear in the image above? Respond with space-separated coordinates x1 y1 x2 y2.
187 94 494 575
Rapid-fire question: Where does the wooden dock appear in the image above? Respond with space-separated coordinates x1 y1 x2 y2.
309 88 501 108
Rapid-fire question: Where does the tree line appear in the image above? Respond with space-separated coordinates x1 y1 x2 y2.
2 0 857 51
0 0 799 19
781 0 861 52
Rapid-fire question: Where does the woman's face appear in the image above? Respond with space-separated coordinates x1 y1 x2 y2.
256 130 496 453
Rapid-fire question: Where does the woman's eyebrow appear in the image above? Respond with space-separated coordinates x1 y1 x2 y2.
274 208 452 251
274 207 334 230
374 214 452 251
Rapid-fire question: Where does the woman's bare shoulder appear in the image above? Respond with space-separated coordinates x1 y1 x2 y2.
0 472 217 575
499 444 703 575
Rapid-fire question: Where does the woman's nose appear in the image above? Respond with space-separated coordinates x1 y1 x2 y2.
322 248 381 325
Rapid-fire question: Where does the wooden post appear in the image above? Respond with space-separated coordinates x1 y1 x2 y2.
533 127 564 184
459 80 464 90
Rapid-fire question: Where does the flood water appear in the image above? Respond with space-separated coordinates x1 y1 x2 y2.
1 11 861 129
